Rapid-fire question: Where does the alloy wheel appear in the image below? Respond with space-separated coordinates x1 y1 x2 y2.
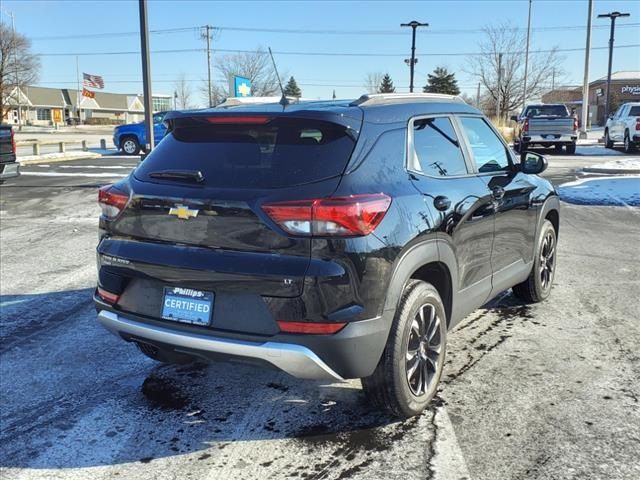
406 303 442 396
539 231 556 290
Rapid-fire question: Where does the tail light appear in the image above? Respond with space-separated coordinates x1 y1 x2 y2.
573 117 578 131
277 320 346 335
98 184 129 219
206 115 272 124
10 128 16 154
96 287 120 304
523 119 529 133
262 193 392 237
636 118 640 131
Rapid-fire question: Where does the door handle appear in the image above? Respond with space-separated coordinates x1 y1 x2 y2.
433 195 451 211
491 186 505 200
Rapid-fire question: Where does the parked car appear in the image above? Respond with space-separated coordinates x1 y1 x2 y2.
95 94 559 417
113 111 168 155
0 124 19 183
512 103 578 154
604 102 640 153
66 116 81 126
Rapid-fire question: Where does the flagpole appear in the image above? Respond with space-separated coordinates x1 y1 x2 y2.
76 56 80 126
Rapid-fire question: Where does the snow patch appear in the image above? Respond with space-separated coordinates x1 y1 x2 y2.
559 176 640 207
583 157 640 171
18 151 101 163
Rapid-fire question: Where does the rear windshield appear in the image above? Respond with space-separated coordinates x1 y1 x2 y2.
629 106 640 116
134 118 356 189
524 105 568 117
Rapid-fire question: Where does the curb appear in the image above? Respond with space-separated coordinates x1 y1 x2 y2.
582 167 640 175
19 153 102 166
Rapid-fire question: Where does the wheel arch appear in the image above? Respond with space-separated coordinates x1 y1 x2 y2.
382 238 458 330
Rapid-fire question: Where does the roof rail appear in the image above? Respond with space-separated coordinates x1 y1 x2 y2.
350 93 465 107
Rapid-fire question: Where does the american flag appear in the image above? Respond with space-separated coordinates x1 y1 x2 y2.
83 73 104 89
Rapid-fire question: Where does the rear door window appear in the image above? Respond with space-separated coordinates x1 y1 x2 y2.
410 116 468 177
629 106 640 116
134 118 356 189
458 117 511 173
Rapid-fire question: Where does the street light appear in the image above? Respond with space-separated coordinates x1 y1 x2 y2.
597 11 630 121
401 21 429 93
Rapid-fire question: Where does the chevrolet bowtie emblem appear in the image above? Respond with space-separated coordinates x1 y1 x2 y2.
169 205 199 220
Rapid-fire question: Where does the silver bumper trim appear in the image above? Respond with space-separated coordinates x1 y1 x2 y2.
97 310 344 381
525 134 576 143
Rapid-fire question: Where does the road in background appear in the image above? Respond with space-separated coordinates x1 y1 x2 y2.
1 148 639 480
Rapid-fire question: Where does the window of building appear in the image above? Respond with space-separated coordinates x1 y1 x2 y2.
36 109 51 121
152 96 172 112
411 116 467 177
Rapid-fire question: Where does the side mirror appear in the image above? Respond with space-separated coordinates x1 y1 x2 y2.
510 115 518 122
608 113 614 119
521 151 547 174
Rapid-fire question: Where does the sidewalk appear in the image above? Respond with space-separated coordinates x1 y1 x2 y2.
577 127 603 146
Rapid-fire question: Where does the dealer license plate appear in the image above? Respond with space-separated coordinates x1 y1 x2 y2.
161 287 213 326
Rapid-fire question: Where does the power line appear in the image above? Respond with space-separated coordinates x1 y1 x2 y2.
35 43 640 58
28 22 640 40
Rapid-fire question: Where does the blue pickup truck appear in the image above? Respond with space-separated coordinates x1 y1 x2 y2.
113 111 168 155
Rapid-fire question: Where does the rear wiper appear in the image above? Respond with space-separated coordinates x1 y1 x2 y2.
148 169 204 183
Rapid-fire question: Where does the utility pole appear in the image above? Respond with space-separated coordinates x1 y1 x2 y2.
496 53 503 124
580 0 593 138
401 21 428 93
202 25 213 107
597 11 630 121
522 0 532 110
551 68 555 91
138 0 154 152
476 82 481 108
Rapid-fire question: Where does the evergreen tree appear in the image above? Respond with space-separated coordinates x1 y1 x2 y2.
423 67 461 95
378 73 396 93
283 76 302 97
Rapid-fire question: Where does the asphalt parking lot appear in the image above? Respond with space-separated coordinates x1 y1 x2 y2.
1 148 639 480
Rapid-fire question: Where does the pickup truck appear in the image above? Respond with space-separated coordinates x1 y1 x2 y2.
113 111 168 155
0 124 19 183
511 104 578 154
604 102 640 153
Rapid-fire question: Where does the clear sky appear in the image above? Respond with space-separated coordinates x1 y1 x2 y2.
3 0 640 106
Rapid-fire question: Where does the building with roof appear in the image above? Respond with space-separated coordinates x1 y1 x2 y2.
2 86 172 126
542 71 640 127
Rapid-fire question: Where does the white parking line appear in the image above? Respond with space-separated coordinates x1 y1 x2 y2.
19 172 127 178
32 165 135 170
432 406 472 480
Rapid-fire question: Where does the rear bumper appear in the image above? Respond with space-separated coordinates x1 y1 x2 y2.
0 162 20 180
97 307 391 380
522 134 576 144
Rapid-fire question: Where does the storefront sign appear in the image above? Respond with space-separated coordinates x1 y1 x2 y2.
621 85 640 95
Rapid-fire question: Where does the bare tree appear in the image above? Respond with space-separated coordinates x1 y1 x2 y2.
0 23 40 118
200 49 282 105
364 72 384 94
173 73 193 109
466 23 564 121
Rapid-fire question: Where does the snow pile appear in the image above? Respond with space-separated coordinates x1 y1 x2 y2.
583 157 640 174
559 176 640 207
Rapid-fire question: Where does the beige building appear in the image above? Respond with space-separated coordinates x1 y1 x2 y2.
3 86 172 126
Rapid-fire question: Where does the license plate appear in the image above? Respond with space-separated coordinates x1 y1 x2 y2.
161 287 213 326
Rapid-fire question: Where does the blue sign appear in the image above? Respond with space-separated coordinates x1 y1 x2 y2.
233 76 252 97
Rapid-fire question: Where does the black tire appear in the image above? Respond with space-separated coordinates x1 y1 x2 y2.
565 142 576 155
513 141 521 153
554 144 563 152
121 136 141 155
513 220 557 303
361 280 447 418
624 131 636 153
604 129 613 149
520 142 529 153
135 341 195 364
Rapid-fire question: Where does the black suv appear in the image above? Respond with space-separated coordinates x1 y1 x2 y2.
95 94 559 417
